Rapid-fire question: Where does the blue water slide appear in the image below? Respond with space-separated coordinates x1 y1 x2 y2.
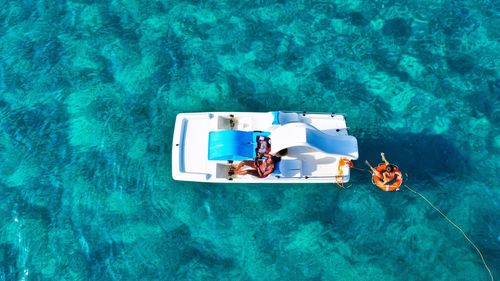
208 130 270 161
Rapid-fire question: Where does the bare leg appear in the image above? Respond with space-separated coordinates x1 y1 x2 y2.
235 161 256 170
233 162 245 171
236 169 261 177
365 160 383 179
381 152 389 165
365 160 376 172
235 169 247 175
230 161 245 175
232 160 257 175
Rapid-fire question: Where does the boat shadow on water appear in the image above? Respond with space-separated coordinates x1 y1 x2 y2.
354 131 469 186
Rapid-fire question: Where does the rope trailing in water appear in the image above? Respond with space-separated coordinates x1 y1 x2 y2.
351 159 493 279
404 184 494 281
351 166 370 173
352 164 494 280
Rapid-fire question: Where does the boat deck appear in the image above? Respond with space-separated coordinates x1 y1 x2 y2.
172 112 357 183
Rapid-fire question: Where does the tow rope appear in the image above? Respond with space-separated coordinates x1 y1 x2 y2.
403 184 494 281
348 162 494 281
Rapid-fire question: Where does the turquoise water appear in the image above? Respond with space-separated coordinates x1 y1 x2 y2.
0 0 499 280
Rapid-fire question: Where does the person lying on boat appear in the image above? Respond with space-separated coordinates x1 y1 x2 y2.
365 152 402 184
229 154 280 178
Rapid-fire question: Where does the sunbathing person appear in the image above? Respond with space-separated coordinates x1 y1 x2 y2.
230 154 280 178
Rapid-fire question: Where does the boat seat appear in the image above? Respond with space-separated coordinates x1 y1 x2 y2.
278 159 302 177
278 112 301 124
217 116 233 129
215 163 231 179
216 115 253 130
236 116 252 130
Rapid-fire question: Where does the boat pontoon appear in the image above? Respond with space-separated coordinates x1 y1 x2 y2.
172 111 359 183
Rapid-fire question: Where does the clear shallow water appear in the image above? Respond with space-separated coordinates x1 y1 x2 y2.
0 0 499 280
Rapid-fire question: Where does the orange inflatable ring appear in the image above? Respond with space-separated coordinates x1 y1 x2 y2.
372 163 403 192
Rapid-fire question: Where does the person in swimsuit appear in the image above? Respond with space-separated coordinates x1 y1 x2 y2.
365 152 401 184
230 153 279 178
255 136 270 159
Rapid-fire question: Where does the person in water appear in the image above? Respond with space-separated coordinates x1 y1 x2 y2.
365 152 401 184
230 153 280 178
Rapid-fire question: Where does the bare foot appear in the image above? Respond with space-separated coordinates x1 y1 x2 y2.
228 165 236 176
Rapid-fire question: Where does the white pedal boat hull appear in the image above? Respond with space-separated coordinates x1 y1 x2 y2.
172 111 359 183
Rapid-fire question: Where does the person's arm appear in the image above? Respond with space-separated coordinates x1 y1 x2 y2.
260 163 274 178
256 165 263 177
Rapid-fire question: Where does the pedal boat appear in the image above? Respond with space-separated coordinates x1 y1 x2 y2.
172 111 359 183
